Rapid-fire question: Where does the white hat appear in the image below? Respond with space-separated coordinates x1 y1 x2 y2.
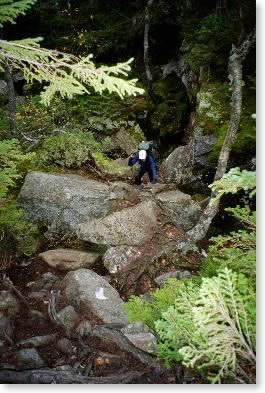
139 150 147 160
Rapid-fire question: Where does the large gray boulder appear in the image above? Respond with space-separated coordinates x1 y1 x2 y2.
160 143 194 185
156 190 201 231
108 127 139 156
57 269 128 325
39 249 100 270
18 172 139 230
77 200 161 247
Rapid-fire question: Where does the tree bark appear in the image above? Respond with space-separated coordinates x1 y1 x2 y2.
187 32 255 242
4 63 17 136
144 0 154 89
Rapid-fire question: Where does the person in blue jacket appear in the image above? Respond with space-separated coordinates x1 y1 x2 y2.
128 143 157 189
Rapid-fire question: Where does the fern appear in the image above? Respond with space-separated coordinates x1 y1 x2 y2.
179 268 256 383
0 139 35 198
209 167 256 203
225 205 256 229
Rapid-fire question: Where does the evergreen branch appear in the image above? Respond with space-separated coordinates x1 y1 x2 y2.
0 39 144 105
0 0 37 26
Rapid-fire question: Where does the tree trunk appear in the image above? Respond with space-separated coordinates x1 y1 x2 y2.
187 32 255 243
4 63 17 136
144 0 154 91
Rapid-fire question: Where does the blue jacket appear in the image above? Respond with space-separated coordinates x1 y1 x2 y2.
128 152 157 181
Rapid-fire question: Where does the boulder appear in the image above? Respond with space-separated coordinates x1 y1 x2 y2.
160 143 194 185
39 249 100 270
58 269 128 325
18 172 139 230
154 270 192 287
16 348 46 369
156 190 201 231
103 246 142 273
77 201 161 247
121 321 157 354
108 127 139 156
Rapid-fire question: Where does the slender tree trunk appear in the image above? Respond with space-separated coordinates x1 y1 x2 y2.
187 32 255 242
4 63 17 135
214 46 242 180
144 0 154 91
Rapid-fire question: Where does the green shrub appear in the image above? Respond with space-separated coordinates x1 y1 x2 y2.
0 139 35 198
37 131 107 168
92 151 128 176
124 278 198 332
0 199 40 258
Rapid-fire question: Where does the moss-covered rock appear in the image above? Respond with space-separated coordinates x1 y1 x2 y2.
197 82 256 163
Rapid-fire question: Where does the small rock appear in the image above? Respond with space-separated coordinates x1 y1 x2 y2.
28 290 49 301
57 305 80 331
103 246 142 273
56 338 74 355
18 333 58 348
29 272 58 291
121 321 150 334
17 348 46 369
154 270 192 287
0 313 13 339
77 319 92 337
39 249 100 271
121 322 157 354
0 291 20 316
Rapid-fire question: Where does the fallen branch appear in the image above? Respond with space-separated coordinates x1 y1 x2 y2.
0 369 145 384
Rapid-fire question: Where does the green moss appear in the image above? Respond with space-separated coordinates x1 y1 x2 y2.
93 152 128 176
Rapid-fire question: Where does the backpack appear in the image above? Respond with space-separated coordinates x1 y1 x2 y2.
138 141 159 163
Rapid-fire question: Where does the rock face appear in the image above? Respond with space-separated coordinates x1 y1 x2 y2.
58 269 128 325
18 172 139 230
77 201 161 247
160 143 194 185
156 190 201 231
39 249 100 270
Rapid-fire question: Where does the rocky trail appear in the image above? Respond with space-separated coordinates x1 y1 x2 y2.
0 168 205 384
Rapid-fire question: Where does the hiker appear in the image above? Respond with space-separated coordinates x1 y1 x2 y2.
128 141 158 189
